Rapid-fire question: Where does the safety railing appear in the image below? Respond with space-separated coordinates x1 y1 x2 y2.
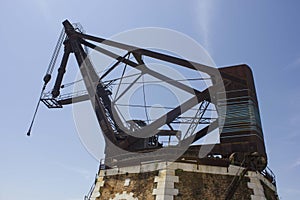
260 166 276 186
84 159 105 200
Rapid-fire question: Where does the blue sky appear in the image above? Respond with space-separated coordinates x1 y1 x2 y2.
1 1 300 199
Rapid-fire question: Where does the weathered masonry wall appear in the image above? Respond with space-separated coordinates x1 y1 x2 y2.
89 162 278 200
99 171 157 200
174 171 252 200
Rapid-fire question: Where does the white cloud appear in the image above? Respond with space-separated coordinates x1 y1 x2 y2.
291 158 300 168
282 188 300 196
33 0 52 22
54 161 93 180
195 1 215 51
285 56 300 71
35 0 47 13
289 115 300 126
66 198 83 200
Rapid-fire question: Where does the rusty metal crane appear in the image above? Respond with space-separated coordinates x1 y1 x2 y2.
28 20 268 172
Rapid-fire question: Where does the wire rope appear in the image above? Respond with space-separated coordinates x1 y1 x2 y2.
142 75 150 123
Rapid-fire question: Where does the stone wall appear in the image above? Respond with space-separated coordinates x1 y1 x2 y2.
174 170 252 200
89 161 278 200
98 171 158 200
261 181 278 200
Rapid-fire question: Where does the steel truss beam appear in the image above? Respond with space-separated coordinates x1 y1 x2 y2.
47 20 224 150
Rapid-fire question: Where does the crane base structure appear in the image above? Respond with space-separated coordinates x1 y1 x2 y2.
85 161 278 200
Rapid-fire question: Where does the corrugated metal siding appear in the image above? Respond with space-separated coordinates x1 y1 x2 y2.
217 89 263 139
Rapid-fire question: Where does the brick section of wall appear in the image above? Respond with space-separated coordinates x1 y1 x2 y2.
97 171 158 200
174 170 252 200
260 181 278 200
